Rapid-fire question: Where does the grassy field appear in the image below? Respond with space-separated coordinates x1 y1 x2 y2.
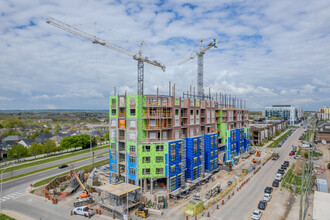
267 129 292 148
1 151 108 183
0 214 15 220
281 164 313 194
0 145 109 174
32 159 109 187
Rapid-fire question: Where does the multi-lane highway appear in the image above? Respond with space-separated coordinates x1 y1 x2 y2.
1 147 109 179
1 155 110 219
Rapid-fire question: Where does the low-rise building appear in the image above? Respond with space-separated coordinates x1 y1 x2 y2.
316 121 330 143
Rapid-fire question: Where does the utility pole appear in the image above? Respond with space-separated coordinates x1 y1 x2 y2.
299 160 305 220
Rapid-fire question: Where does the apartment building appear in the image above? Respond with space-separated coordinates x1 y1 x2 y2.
109 94 250 195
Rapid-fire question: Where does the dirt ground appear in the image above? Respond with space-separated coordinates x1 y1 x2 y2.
315 143 330 192
261 187 313 220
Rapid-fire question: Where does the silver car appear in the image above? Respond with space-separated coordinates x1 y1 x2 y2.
252 209 262 220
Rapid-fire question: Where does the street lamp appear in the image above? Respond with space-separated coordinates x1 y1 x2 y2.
1 165 13 215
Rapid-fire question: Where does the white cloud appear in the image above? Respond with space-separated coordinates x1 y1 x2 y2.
31 94 50 101
0 96 13 101
0 0 330 110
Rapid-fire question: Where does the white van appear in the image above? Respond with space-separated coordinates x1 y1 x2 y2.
275 173 283 181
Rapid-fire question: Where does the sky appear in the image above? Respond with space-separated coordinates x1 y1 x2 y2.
0 0 330 111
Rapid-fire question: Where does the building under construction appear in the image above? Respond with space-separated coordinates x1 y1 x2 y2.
109 86 251 196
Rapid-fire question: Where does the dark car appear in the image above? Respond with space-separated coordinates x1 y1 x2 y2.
284 161 289 165
264 186 273 194
277 169 285 175
258 201 267 210
272 180 280 187
58 164 68 169
281 165 287 170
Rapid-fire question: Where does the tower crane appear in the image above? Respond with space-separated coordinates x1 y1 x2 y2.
46 17 165 95
178 39 218 98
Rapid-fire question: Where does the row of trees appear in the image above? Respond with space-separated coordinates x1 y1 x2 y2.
7 140 59 159
7 134 97 159
60 134 96 150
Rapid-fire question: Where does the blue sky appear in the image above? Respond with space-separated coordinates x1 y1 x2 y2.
0 0 330 111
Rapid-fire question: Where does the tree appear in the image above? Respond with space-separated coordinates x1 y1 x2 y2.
2 129 22 137
29 142 44 158
105 132 109 141
31 130 39 139
43 127 51 135
55 125 60 134
43 140 57 155
60 137 72 151
7 144 29 158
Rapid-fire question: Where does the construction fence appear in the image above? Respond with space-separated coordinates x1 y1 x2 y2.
182 153 273 218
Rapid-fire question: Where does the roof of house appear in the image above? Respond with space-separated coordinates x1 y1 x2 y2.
3 135 24 142
316 121 330 133
35 134 53 143
19 139 34 146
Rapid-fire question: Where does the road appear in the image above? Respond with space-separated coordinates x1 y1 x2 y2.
1 155 110 220
2 147 109 179
202 127 306 220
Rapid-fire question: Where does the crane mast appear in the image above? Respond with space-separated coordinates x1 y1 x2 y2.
179 39 218 98
46 17 165 95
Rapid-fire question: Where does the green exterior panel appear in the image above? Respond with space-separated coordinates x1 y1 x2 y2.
220 123 227 144
138 143 168 178
109 96 118 118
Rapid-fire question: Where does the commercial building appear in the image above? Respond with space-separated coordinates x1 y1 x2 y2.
109 92 250 195
265 105 303 126
317 106 330 120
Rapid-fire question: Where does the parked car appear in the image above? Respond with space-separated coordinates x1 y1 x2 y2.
263 193 272 202
284 161 290 166
289 151 295 156
275 173 283 181
272 180 280 187
294 155 301 159
73 206 95 217
258 201 267 210
264 186 273 194
277 169 285 175
251 209 262 220
58 164 68 169
281 165 287 170
96 154 103 158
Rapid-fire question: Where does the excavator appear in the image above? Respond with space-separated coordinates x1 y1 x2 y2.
72 172 94 207
243 134 261 163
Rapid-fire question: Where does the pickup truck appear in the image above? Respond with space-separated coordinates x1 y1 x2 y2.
272 152 279 160
73 206 95 217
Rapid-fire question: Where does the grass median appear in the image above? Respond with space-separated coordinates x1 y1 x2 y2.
32 159 109 188
0 151 108 183
0 145 109 174
267 129 292 148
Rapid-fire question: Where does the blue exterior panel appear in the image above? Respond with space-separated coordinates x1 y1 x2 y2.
127 153 137 185
186 136 203 181
204 133 219 172
168 140 184 192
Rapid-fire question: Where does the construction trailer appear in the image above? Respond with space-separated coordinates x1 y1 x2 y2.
96 183 141 218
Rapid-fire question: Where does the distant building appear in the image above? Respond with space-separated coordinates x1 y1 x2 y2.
265 105 303 126
317 106 330 120
316 121 330 143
